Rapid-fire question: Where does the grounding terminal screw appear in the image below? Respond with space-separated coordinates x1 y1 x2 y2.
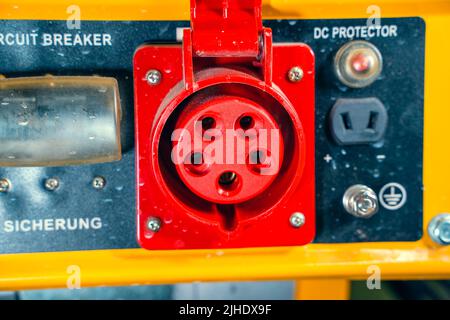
343 184 379 218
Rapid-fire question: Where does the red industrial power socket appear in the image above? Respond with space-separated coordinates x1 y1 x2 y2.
133 0 315 249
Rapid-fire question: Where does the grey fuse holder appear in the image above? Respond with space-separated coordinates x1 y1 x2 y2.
0 76 122 166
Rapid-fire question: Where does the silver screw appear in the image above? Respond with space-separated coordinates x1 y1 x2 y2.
343 184 378 218
44 177 60 191
0 178 10 193
290 212 305 228
146 217 162 232
92 176 106 190
428 213 450 245
146 69 162 85
288 66 304 82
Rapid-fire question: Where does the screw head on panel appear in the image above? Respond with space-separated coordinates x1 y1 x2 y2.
428 213 450 245
343 184 379 218
92 176 106 190
44 177 60 191
290 212 305 228
146 69 162 85
288 66 304 83
0 178 10 193
147 217 162 232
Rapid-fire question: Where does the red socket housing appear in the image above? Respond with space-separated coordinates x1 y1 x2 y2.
133 0 315 250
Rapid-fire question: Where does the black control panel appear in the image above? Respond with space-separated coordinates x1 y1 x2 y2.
0 18 424 253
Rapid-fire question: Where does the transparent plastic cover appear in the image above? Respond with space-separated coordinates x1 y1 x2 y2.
0 76 121 166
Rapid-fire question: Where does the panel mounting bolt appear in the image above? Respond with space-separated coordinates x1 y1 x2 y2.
290 212 305 228
146 69 162 85
92 176 106 190
428 213 450 245
288 66 304 82
146 217 162 232
0 178 10 193
44 177 60 191
343 184 378 218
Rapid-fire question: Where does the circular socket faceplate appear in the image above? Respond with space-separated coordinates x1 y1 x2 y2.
172 95 284 204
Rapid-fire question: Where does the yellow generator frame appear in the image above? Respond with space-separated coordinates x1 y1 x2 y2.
0 0 449 299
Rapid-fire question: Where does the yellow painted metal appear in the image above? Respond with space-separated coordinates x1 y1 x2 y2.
0 0 450 290
295 279 350 300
